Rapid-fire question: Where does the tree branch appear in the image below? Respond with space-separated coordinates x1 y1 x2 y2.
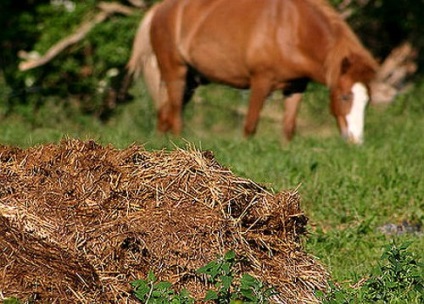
376 42 417 86
126 0 147 9
371 42 417 104
18 2 136 71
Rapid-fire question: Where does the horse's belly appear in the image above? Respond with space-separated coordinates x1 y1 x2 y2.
187 50 251 89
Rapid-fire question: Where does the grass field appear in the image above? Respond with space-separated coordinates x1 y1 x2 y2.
1 79 423 300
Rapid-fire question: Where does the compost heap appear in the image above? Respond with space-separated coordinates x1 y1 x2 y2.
0 139 329 303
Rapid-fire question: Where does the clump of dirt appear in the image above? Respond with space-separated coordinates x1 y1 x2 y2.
0 139 329 303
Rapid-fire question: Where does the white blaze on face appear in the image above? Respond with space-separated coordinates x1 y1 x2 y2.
346 82 369 144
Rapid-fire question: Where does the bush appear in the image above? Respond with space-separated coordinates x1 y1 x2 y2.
1 0 142 118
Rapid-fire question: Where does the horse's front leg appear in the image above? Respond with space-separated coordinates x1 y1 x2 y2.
283 93 302 141
244 78 272 137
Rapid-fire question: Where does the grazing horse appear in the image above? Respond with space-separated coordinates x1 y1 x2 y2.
127 0 378 144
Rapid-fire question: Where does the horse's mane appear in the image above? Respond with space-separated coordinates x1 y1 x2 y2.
305 0 378 87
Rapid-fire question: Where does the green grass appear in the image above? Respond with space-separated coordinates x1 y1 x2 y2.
1 79 423 298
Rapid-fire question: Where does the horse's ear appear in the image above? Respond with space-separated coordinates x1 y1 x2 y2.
341 56 351 75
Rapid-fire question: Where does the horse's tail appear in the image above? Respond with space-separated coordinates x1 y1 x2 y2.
127 4 166 109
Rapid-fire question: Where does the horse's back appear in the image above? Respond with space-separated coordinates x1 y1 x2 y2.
152 0 301 87
151 0 339 88
151 0 376 89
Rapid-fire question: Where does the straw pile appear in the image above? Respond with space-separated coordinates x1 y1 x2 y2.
0 139 329 303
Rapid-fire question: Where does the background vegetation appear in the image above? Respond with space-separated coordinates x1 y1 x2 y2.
1 0 424 302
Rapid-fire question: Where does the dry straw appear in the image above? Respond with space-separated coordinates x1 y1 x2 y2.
0 139 329 303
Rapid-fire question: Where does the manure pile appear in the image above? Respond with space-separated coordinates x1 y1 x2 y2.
0 139 329 303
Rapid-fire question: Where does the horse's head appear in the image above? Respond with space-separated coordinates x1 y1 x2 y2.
330 54 377 144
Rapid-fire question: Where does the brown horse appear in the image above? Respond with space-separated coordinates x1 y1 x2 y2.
128 0 379 144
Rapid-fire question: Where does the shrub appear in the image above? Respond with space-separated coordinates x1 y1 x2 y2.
1 1 141 118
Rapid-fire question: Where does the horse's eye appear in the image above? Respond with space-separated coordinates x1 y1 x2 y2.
340 93 353 102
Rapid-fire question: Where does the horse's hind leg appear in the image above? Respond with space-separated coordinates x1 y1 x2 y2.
283 93 302 141
244 78 272 137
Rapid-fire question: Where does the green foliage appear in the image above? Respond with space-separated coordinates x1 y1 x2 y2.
197 250 237 302
197 250 276 303
132 270 194 304
0 0 42 99
361 242 424 302
23 1 139 113
320 242 424 303
132 251 276 304
2 298 21 304
1 1 141 117
131 243 423 303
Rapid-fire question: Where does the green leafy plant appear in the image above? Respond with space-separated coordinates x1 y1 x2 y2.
197 250 237 302
196 250 276 303
320 241 424 303
316 281 356 304
360 241 424 302
131 270 194 304
132 251 276 304
237 273 276 304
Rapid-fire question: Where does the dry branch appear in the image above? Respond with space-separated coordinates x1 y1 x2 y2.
371 42 417 104
376 42 417 86
18 2 136 71
126 0 147 8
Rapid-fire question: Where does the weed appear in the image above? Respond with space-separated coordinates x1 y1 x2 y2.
319 241 424 303
360 241 424 302
197 250 276 303
132 251 276 304
131 271 194 304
